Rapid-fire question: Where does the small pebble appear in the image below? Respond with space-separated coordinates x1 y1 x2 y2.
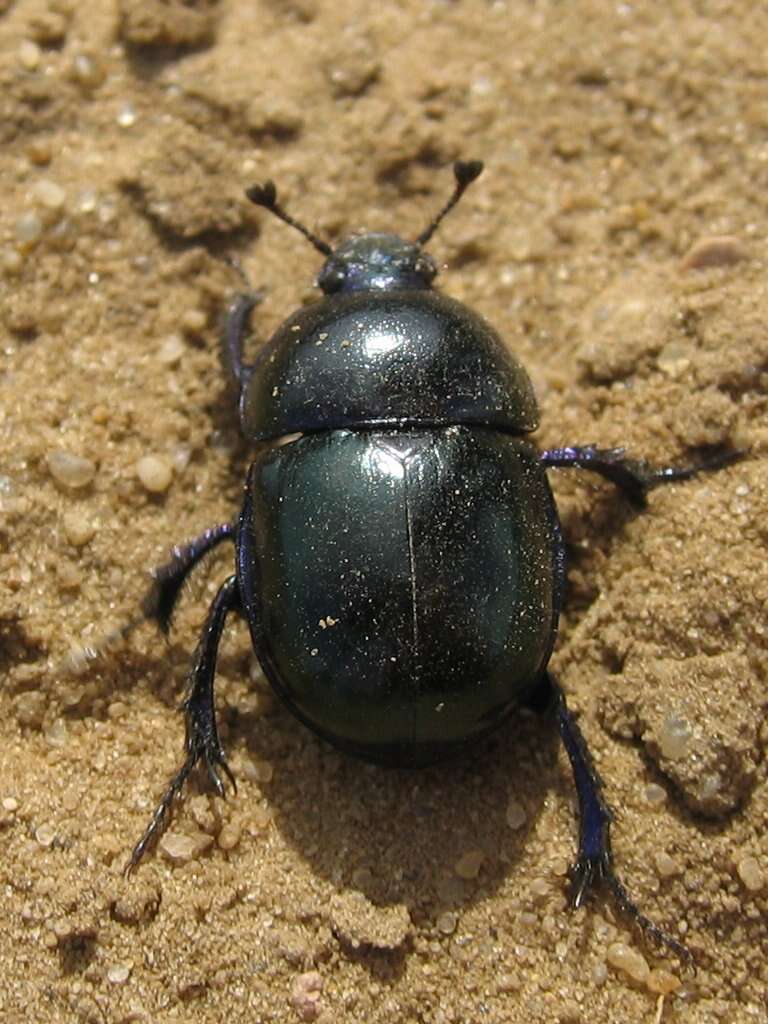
679 235 748 272
47 450 96 489
117 102 136 127
159 831 211 863
26 138 52 166
136 454 173 493
77 189 98 214
2 797 19 812
529 877 550 900
454 849 485 880
606 941 650 983
1 248 23 275
71 52 106 89
18 39 41 70
30 179 66 211
63 509 96 546
657 713 692 760
172 447 191 473
644 783 667 806
217 820 242 851
35 823 56 848
15 211 43 244
654 851 681 878
158 333 184 365
182 308 207 333
107 963 131 984
45 718 68 747
436 911 458 935
736 855 765 893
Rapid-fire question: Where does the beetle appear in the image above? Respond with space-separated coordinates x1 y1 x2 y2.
126 160 737 959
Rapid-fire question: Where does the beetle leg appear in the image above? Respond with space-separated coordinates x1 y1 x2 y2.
550 673 692 961
221 291 265 388
540 445 742 508
126 574 241 873
142 523 235 633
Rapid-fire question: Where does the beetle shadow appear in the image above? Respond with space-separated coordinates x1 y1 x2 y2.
227 696 562 941
80 637 560 979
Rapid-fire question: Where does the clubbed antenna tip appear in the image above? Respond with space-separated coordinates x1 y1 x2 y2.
454 159 484 188
245 180 278 209
415 159 485 247
245 180 332 257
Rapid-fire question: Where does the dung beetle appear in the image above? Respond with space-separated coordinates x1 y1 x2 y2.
126 160 738 960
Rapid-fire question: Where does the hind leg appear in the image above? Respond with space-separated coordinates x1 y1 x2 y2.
529 672 691 961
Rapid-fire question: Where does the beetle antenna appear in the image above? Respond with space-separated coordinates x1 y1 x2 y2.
415 160 484 247
246 181 333 257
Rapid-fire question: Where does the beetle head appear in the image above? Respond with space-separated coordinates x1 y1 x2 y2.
246 160 483 296
316 234 437 294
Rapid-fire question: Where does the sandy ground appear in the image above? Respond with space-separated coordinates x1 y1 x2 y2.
0 1 767 1022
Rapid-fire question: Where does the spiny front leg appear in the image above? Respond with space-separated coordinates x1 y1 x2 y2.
142 523 235 633
126 574 241 873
